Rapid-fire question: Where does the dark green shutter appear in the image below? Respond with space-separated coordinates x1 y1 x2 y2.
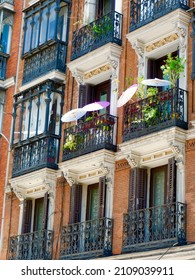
69 184 82 224
166 157 176 204
78 84 93 108
98 176 106 218
22 199 32 234
43 192 49 230
128 168 147 211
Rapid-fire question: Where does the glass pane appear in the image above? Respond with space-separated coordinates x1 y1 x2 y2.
37 93 46 134
14 104 23 143
48 92 61 135
89 187 99 220
58 4 68 41
39 7 48 45
21 100 30 140
24 17 32 53
47 2 56 40
31 12 40 49
0 91 5 132
34 198 44 231
29 97 38 137
153 170 165 207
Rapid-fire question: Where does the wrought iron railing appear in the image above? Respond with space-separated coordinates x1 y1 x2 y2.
71 11 122 60
12 136 59 177
130 0 189 31
0 55 7 80
23 42 67 84
123 87 188 142
60 217 113 259
122 202 186 253
8 230 54 260
62 114 117 161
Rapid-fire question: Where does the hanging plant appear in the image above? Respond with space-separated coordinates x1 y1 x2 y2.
160 53 185 87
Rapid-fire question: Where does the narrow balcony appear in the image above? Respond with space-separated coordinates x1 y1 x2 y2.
122 202 186 253
12 136 59 177
22 42 67 84
123 87 188 142
0 53 8 80
8 230 53 260
62 114 117 161
60 217 113 260
71 11 122 61
130 0 189 31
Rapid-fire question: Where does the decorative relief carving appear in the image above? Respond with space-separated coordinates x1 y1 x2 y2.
146 33 179 52
132 40 144 77
115 159 130 171
84 64 111 80
63 172 76 186
176 25 187 54
72 68 84 84
186 139 195 151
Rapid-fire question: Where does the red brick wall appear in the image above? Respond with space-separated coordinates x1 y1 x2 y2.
112 160 130 254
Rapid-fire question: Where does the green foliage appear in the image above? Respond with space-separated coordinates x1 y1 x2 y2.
160 53 185 86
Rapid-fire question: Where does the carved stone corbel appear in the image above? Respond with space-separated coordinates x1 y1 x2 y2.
72 68 84 85
169 141 185 171
126 153 140 168
99 162 110 176
176 24 187 54
107 55 118 80
131 40 145 77
63 171 76 186
11 185 25 201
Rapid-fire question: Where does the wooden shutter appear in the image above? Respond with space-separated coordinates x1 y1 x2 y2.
98 176 106 218
166 157 176 204
78 84 93 108
69 184 82 224
43 192 49 230
147 59 156 79
128 168 147 211
22 199 32 234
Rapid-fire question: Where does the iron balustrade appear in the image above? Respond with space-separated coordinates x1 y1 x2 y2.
71 11 122 60
122 202 186 253
0 55 7 80
130 0 189 31
62 114 117 161
8 229 54 260
23 42 67 84
60 217 113 259
123 87 188 142
12 136 59 177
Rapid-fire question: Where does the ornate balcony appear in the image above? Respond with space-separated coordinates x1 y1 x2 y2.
60 217 113 259
71 11 122 61
130 0 189 31
123 87 188 142
12 136 59 177
122 202 186 253
8 230 53 260
62 114 117 161
22 42 67 84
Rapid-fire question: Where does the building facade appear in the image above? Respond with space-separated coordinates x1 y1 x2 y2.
0 0 195 260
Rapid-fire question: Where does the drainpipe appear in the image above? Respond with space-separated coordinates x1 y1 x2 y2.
0 0 27 256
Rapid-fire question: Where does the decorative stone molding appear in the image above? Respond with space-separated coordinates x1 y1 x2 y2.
131 40 144 77
169 141 185 169
99 162 110 176
72 68 84 85
84 64 111 80
146 33 179 53
63 171 76 186
107 55 118 80
115 159 130 171
176 25 187 54
11 185 25 201
126 153 140 168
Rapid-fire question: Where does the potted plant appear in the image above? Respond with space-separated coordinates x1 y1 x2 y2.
160 53 185 87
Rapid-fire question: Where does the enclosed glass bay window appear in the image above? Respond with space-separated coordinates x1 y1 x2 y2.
0 8 14 54
23 0 70 55
12 80 64 144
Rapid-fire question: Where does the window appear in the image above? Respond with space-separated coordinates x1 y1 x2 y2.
0 9 13 54
12 81 64 144
23 0 70 55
